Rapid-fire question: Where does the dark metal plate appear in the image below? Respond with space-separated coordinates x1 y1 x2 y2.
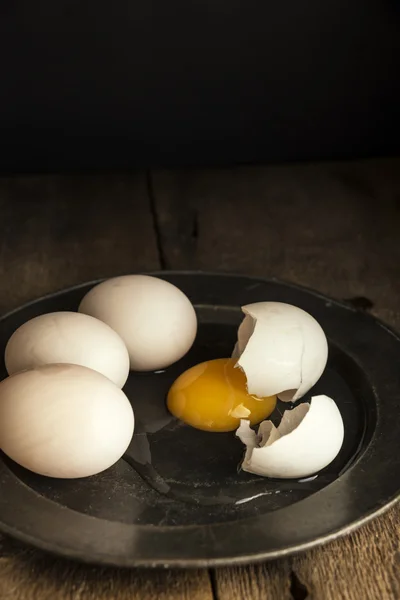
0 272 398 567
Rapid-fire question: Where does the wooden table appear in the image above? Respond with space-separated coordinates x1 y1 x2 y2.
0 158 399 599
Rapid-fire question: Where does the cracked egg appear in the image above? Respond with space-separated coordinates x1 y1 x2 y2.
167 301 328 433
237 394 344 478
233 302 328 401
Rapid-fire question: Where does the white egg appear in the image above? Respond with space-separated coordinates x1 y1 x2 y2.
236 395 344 479
78 275 197 371
233 302 328 401
5 312 130 388
0 364 134 478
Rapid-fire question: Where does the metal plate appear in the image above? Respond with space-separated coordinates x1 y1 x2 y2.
0 272 398 567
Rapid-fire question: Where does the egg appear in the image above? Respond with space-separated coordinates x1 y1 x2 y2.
0 364 134 478
236 395 344 479
233 302 328 401
5 312 130 388
167 358 277 432
78 275 197 371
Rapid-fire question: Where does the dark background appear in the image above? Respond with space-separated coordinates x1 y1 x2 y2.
1 0 399 173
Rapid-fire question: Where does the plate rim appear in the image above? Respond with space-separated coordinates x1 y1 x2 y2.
0 270 398 568
3 269 400 340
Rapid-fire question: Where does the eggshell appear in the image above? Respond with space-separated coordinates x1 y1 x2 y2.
78 275 197 371
0 364 134 478
236 395 344 479
234 302 328 401
5 311 130 388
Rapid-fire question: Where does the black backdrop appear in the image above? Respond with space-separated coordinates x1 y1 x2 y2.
1 1 399 172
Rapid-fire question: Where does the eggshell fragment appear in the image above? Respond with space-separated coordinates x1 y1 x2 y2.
5 311 130 388
78 275 197 371
234 302 328 401
236 395 344 479
0 364 134 478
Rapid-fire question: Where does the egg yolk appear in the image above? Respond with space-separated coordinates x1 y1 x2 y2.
167 358 277 432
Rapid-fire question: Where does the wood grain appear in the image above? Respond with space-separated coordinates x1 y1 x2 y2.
0 173 159 313
292 505 400 600
150 158 400 324
0 161 398 598
0 540 212 600
212 562 292 600
151 157 400 600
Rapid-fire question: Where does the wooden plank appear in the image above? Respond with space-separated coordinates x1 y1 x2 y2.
291 505 400 600
0 161 398 599
0 540 212 600
0 172 213 600
151 158 400 599
212 563 292 600
0 173 159 313
151 158 400 323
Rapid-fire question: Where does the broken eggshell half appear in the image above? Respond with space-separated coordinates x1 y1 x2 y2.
236 395 344 479
232 302 328 401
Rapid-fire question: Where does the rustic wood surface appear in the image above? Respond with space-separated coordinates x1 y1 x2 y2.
0 158 399 599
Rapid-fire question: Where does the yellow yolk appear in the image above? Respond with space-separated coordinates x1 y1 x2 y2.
167 358 277 432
